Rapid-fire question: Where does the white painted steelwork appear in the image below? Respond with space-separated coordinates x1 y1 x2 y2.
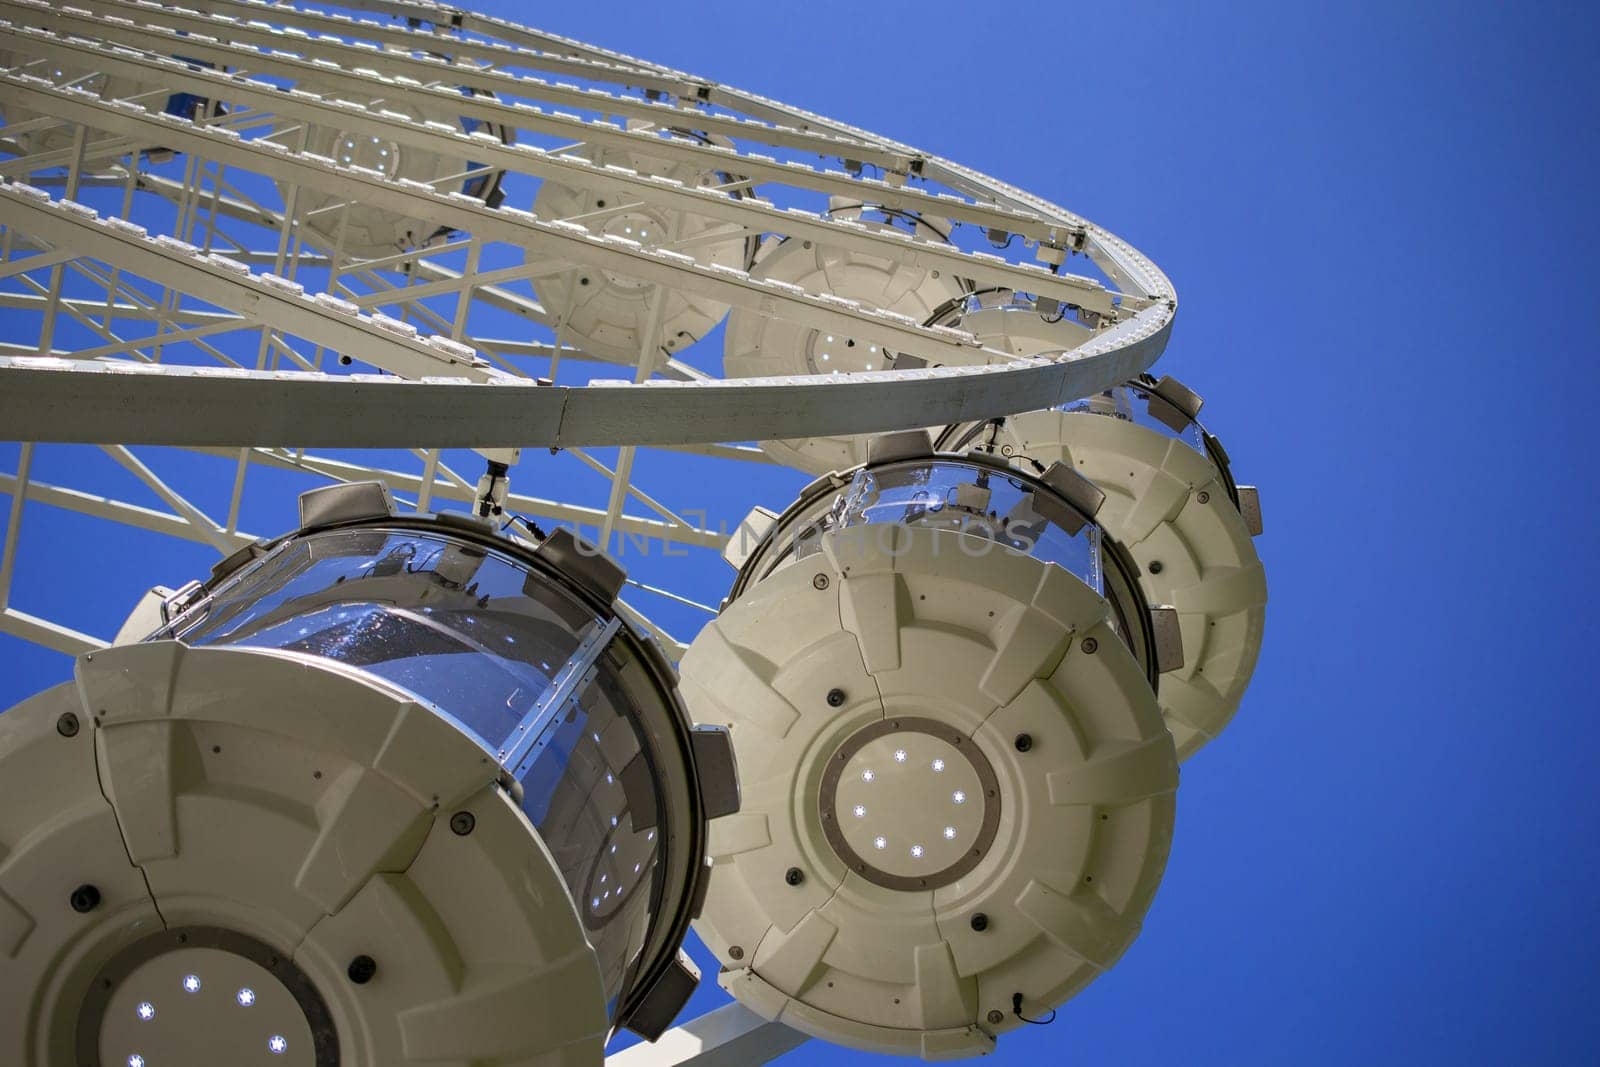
0 3 1219 1063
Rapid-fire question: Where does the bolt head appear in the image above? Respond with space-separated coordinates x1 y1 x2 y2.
812 573 830 590
449 811 476 836
1197 490 1211 504
729 945 745 961
826 688 846 707
347 955 377 984
1014 733 1033 753
970 912 989 932
1148 560 1164 575
784 866 804 886
69 884 101 914
1081 637 1098 654
987 1009 1005 1025
56 712 80 738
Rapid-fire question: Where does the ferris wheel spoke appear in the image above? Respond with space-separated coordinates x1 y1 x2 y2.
230 445 725 550
652 442 776 465
6 255 189 362
0 605 104 654
14 0 905 169
1 185 507 379
566 447 701 535
1 83 1026 365
0 292 231 333
0 245 74 280
0 442 30 613
3 2 1079 243
344 0 736 90
0 136 137 176
0 22 1122 310
72 318 243 362
99 444 236 552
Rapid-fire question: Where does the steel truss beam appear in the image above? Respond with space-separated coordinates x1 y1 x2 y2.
0 17 1134 314
0 0 1113 250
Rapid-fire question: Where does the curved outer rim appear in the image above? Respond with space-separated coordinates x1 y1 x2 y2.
161 511 713 1040
0 315 1170 449
816 716 1002 893
78 925 340 1067
724 447 1162 687
0 0 1174 449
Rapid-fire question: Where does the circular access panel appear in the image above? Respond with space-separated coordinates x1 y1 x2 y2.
819 717 999 892
274 82 509 260
85 927 333 1067
722 215 969 474
531 139 751 362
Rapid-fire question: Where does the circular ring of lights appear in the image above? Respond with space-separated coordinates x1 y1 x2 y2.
722 209 968 473
817 716 1001 893
581 820 660 931
273 80 512 260
532 139 754 362
79 925 338 1067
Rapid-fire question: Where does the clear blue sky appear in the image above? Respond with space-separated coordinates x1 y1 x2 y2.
4 1 1599 1063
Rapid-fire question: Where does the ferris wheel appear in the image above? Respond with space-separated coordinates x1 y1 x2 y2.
0 2 1265 1064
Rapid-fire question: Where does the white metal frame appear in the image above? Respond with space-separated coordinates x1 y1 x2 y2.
0 8 1181 1056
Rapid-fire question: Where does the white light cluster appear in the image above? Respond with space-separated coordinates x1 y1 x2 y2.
810 333 884 375
839 735 981 868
